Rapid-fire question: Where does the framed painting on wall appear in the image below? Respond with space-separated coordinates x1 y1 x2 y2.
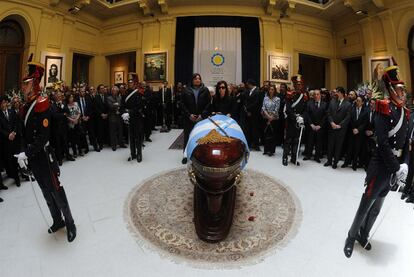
369 56 391 83
114 71 124 84
143 52 167 82
40 52 66 88
268 54 291 83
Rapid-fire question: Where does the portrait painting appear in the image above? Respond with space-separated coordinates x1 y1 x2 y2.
41 52 65 88
268 55 291 83
370 57 391 82
144 52 167 82
114 71 124 84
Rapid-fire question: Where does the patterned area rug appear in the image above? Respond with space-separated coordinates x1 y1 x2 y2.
125 168 302 268
168 131 184 150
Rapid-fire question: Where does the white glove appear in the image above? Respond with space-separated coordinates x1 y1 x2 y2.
14 152 28 170
296 116 304 125
395 163 408 188
121 113 130 122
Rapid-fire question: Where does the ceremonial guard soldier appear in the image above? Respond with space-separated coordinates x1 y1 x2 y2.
282 74 307 166
343 60 410 258
15 55 76 242
121 73 145 163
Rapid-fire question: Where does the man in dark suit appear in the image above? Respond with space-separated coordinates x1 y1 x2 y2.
303 89 326 163
159 82 172 130
243 79 262 151
180 73 210 164
324 87 352 169
79 86 99 152
94 84 109 150
342 96 368 170
361 99 376 169
50 91 74 165
0 96 21 187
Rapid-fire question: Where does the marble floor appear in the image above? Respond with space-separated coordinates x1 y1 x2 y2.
0 129 413 277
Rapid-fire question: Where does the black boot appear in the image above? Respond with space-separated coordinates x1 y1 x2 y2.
344 194 375 258
48 219 65 233
282 156 288 166
344 236 355 258
66 222 77 242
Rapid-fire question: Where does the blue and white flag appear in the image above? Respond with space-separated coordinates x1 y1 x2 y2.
184 115 249 169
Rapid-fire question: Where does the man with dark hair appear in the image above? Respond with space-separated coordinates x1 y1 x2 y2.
15 56 76 242
343 62 410 258
243 79 261 151
324 87 352 169
0 95 21 187
180 73 210 164
48 64 59 83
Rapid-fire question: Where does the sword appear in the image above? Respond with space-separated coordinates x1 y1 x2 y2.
364 174 404 248
208 117 230 138
296 124 304 165
27 171 58 241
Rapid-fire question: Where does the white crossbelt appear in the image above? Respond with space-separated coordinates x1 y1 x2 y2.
291 93 303 109
125 89 138 103
24 100 37 127
388 107 404 138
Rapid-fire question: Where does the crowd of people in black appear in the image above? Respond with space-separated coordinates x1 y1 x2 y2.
1 72 414 206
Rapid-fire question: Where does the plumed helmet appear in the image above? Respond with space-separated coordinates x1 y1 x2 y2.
382 57 404 91
22 54 45 95
127 72 138 83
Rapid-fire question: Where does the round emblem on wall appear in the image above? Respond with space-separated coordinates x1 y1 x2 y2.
211 53 225 67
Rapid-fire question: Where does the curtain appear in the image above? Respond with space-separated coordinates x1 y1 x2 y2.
193 27 242 85
174 16 260 86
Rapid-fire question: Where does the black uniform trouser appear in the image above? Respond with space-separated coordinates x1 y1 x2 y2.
305 128 324 159
348 156 391 240
129 118 143 159
327 128 347 164
283 122 301 161
29 153 74 225
403 151 414 196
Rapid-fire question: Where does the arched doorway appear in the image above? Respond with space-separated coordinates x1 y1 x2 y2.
409 26 414 94
0 19 25 95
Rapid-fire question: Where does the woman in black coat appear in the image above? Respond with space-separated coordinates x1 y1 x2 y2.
210 80 233 116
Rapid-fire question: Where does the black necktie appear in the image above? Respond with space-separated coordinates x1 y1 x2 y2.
4 111 8 121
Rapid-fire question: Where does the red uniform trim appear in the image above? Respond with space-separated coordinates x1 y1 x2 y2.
404 107 410 120
34 96 50 113
375 99 391 116
366 176 377 198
